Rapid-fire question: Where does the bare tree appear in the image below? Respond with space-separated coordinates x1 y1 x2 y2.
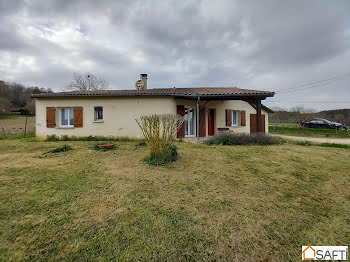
65 73 109 91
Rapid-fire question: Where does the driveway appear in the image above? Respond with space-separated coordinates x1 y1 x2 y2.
271 134 350 145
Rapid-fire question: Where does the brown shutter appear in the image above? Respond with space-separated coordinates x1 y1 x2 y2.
199 107 206 137
46 107 56 128
240 111 246 126
250 114 265 133
225 109 232 126
177 105 185 138
261 114 266 133
74 107 83 127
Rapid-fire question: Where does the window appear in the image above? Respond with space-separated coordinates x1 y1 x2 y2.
232 111 238 126
61 108 74 127
184 107 196 137
94 106 103 121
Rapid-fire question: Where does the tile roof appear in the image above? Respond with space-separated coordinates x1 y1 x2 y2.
32 87 274 98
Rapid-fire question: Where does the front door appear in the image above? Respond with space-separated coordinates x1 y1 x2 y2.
208 109 215 136
185 108 196 137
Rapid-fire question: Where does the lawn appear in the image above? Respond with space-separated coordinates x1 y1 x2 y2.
0 138 349 261
269 123 349 138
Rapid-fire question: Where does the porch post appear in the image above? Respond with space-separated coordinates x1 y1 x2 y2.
196 95 200 143
256 99 262 133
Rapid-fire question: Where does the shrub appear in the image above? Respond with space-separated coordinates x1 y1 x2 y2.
321 143 350 149
205 133 283 146
94 143 116 151
297 140 312 146
136 114 184 165
145 144 178 166
48 144 72 153
61 135 71 141
46 134 59 142
135 141 147 148
135 114 184 156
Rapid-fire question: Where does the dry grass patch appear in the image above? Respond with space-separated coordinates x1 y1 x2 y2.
0 116 35 135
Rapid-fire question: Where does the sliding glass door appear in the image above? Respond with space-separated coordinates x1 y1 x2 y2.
185 107 196 137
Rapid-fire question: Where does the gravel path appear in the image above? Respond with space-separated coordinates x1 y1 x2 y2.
271 134 350 145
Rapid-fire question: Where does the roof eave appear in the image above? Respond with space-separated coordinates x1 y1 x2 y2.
31 93 275 99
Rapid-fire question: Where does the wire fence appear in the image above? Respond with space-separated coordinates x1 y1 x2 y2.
0 116 35 136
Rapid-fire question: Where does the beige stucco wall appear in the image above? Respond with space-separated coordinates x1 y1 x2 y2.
35 97 270 140
35 97 176 140
175 99 269 136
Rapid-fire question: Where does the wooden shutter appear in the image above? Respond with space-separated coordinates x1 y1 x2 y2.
225 109 232 126
46 107 56 128
250 114 265 133
177 105 185 138
199 107 206 137
261 114 266 133
240 111 246 126
74 107 83 127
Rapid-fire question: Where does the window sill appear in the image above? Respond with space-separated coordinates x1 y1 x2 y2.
56 126 74 129
93 120 104 123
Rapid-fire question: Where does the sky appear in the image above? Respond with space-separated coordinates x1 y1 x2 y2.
0 0 349 111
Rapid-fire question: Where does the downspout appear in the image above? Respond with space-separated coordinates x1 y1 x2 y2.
196 94 200 143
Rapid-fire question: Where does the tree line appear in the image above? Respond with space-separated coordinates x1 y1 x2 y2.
0 80 53 115
270 106 349 126
0 73 108 116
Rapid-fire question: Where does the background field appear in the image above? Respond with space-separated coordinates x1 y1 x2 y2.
0 138 349 261
0 115 35 136
269 123 349 138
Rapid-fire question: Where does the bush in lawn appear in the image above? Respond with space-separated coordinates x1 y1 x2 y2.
297 140 312 146
205 133 283 146
46 134 59 141
135 141 147 148
61 135 71 141
48 144 72 153
145 144 178 166
135 114 184 165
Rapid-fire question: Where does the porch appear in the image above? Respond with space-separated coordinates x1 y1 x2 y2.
175 96 271 140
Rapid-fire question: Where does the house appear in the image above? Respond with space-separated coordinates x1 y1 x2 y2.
32 74 274 141
302 246 316 260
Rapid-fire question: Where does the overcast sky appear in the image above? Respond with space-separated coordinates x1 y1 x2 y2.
0 0 349 111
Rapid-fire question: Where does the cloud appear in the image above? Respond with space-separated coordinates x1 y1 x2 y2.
0 0 349 110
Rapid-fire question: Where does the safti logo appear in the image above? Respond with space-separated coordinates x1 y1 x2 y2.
302 246 348 260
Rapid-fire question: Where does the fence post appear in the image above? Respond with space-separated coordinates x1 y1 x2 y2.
24 116 28 137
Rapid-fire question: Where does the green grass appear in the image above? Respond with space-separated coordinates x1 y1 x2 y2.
269 123 349 138
0 131 35 140
0 114 31 120
321 143 350 149
0 139 349 261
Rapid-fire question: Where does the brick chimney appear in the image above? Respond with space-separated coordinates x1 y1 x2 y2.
140 74 147 90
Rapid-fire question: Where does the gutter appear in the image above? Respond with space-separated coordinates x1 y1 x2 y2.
31 93 275 99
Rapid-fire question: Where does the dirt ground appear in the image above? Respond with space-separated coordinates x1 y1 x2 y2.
271 134 350 145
